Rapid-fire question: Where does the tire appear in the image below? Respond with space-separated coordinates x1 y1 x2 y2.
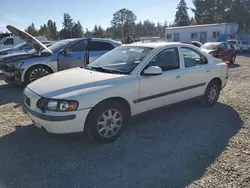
85 100 128 144
24 65 52 85
202 81 221 107
229 55 236 64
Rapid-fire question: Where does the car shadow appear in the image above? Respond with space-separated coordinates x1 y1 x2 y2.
0 101 243 188
0 82 25 106
228 63 241 69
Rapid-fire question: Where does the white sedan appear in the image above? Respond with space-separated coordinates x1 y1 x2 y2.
23 42 229 144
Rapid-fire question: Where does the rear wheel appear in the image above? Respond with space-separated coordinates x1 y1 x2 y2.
85 101 128 144
202 81 221 107
24 65 52 85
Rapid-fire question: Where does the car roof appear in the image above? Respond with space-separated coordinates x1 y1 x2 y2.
124 42 189 49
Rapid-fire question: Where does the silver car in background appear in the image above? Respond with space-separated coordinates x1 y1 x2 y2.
0 25 121 85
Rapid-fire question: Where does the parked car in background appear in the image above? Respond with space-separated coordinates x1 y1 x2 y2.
23 42 228 144
0 25 121 85
227 39 250 53
201 42 236 64
0 36 48 50
0 41 54 56
0 37 24 50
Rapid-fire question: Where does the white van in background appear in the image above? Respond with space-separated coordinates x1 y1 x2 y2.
227 39 250 53
0 37 24 50
0 36 48 50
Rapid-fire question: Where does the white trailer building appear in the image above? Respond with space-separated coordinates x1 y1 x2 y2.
165 23 238 43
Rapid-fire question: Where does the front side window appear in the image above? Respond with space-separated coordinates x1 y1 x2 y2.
4 38 14 45
87 46 153 74
226 44 232 49
68 40 87 52
87 41 115 51
148 48 180 71
182 47 208 67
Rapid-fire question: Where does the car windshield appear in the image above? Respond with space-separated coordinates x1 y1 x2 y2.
87 46 153 74
41 40 73 53
28 43 54 54
201 43 220 50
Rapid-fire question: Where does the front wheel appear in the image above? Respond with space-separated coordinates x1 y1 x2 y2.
24 65 51 85
202 81 221 107
85 101 127 144
229 55 236 64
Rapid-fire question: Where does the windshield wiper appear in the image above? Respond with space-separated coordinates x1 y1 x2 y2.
87 66 128 74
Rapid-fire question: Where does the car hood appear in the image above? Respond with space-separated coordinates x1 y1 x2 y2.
6 25 52 54
0 52 36 63
27 68 128 98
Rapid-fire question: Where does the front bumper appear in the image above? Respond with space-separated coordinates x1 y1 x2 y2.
23 87 91 134
1 67 23 84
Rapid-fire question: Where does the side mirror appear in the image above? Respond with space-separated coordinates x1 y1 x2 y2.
59 49 67 56
143 66 162 76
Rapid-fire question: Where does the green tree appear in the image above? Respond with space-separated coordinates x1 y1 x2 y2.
174 0 190 26
111 8 137 40
47 20 57 40
38 24 49 38
25 23 38 36
61 13 74 39
72 21 84 38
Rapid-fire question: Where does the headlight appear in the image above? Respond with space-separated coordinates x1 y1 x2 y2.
37 98 79 112
8 62 24 68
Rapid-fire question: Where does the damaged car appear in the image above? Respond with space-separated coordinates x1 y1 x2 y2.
0 25 121 85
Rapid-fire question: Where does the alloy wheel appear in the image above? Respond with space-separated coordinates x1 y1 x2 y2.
97 109 123 138
208 85 219 104
29 68 49 82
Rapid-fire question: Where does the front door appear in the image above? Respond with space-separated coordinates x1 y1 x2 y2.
135 47 184 113
57 40 87 71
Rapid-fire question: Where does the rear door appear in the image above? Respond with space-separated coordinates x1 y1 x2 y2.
180 47 211 97
87 41 115 63
226 43 234 60
57 40 87 71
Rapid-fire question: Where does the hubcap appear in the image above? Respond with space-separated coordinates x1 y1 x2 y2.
29 68 49 82
208 85 219 104
97 109 122 138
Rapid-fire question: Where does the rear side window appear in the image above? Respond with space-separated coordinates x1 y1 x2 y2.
88 41 115 51
68 40 87 52
4 38 14 45
181 47 208 67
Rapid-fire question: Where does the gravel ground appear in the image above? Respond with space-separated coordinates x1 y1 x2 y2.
0 55 249 188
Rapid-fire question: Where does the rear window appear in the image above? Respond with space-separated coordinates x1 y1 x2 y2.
3 38 14 45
